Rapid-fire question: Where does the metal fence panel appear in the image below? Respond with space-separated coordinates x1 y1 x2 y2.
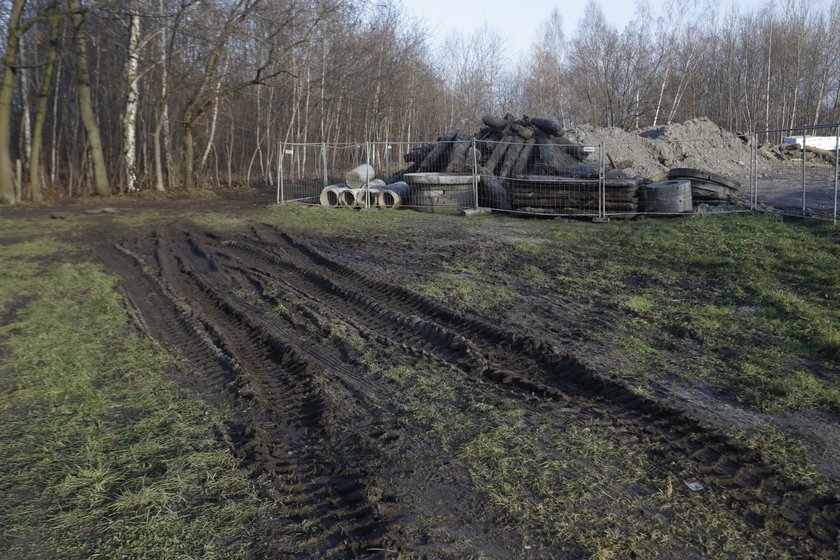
753 124 840 223
277 124 839 224
277 143 364 204
601 133 751 218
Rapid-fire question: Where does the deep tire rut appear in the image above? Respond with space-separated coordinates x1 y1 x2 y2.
101 226 840 558
97 240 403 558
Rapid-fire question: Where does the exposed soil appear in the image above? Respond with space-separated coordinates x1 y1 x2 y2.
44 192 832 558
567 118 754 182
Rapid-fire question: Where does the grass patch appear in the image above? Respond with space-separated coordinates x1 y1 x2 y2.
492 214 840 413
261 204 449 236
410 272 515 314
726 363 840 413
365 357 792 557
0 239 76 313
0 243 275 558
460 417 786 558
731 427 828 489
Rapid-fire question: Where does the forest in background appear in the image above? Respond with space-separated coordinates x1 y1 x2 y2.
0 0 838 204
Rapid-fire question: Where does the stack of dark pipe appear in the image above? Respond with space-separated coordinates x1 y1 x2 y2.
387 114 639 215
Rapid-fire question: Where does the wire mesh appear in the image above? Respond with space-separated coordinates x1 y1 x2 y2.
753 124 840 222
277 124 839 224
277 143 363 204
599 133 752 217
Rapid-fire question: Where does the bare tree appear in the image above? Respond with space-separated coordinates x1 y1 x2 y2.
0 0 27 204
29 0 61 202
68 0 110 196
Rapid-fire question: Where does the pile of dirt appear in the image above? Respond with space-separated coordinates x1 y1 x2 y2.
567 118 752 183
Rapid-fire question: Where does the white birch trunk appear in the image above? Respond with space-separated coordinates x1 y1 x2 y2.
159 0 172 189
123 1 141 192
764 31 772 141
201 57 228 169
653 63 671 126
19 35 32 166
50 62 61 187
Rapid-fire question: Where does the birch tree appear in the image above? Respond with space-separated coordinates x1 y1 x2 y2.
123 0 140 192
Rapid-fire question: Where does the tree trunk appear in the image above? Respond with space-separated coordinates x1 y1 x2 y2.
183 122 195 190
19 29 32 194
201 57 227 169
764 30 772 141
123 0 141 192
813 65 829 126
159 0 173 189
30 1 60 203
0 0 26 205
69 0 110 197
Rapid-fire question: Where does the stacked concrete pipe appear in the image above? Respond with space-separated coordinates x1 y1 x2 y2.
319 184 348 207
353 179 386 207
379 181 413 209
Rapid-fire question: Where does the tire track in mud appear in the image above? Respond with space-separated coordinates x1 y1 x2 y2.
96 240 408 558
203 225 840 556
101 226 840 557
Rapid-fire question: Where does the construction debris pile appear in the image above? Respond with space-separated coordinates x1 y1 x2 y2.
320 114 746 217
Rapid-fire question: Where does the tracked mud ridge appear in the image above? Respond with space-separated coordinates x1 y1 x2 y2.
97 242 402 558
102 226 840 557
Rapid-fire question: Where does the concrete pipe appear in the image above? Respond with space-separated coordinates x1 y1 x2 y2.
319 184 347 207
353 179 386 207
339 188 360 207
379 181 412 209
345 164 376 189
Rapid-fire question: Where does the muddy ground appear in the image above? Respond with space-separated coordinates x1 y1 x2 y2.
5 190 840 558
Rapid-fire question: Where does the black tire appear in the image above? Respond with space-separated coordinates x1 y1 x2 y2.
685 179 735 196
668 167 741 190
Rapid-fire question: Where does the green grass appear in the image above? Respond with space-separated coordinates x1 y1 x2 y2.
491 214 840 414
359 356 791 558
0 237 275 558
260 203 454 236
409 272 516 314
3 202 838 557
730 427 828 489
460 418 784 559
273 209 840 415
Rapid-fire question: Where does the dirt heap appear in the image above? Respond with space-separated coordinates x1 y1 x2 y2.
567 118 752 182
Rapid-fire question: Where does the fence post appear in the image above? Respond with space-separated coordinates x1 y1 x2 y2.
834 124 839 225
802 129 807 214
472 137 479 210
321 141 328 188
365 141 371 209
277 143 284 204
750 133 767 212
599 143 606 219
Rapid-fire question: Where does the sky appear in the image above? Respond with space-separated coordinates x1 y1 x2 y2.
401 0 769 62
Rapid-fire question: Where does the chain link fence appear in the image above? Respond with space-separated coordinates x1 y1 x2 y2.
751 124 840 223
277 124 839 224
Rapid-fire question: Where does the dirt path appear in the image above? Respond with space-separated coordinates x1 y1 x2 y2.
92 221 840 558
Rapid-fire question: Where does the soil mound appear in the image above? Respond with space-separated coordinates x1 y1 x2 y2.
567 118 752 181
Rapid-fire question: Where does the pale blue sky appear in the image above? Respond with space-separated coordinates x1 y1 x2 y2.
401 0 770 61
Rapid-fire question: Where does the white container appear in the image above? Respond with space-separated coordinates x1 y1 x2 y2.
783 136 840 151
